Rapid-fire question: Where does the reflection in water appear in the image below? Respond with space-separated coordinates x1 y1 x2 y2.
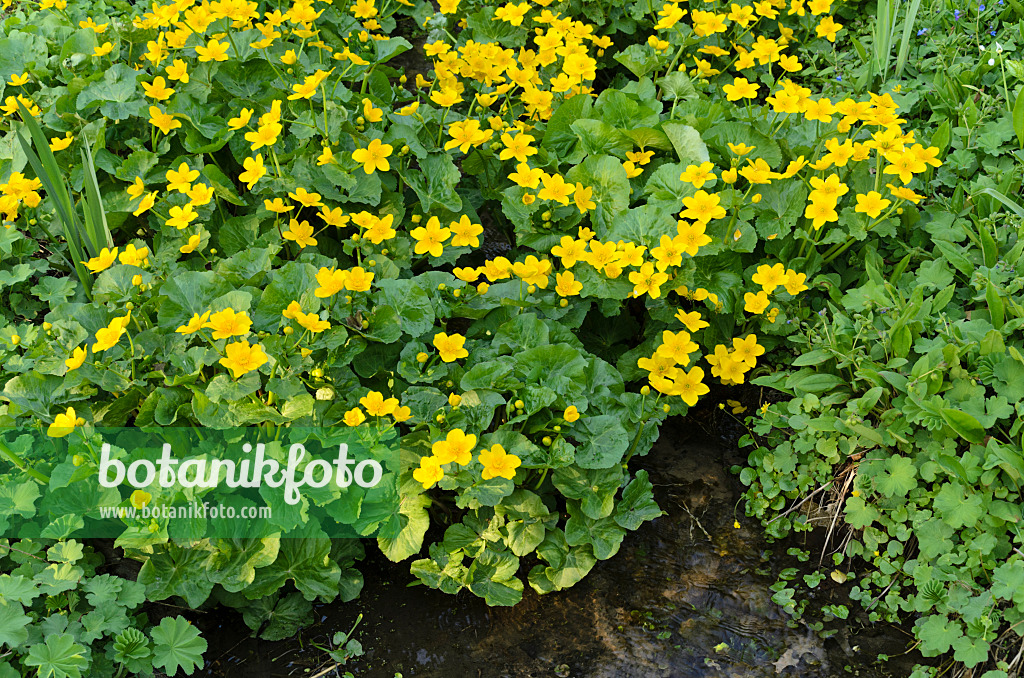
198 420 877 678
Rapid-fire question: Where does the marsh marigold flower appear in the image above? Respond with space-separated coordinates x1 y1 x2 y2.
433 332 468 362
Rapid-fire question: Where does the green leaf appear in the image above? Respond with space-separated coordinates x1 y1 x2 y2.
570 118 632 157
661 122 710 165
874 455 917 498
247 522 341 601
24 634 89 678
240 592 313 641
574 414 630 468
0 603 31 650
552 466 623 519
151 616 207 676
495 489 555 556
377 493 430 563
933 482 984 529
941 408 986 444
565 502 626 559
0 574 39 605
565 155 630 235
1014 87 1024 150
614 470 662 530
467 546 523 606
952 635 991 668
111 628 151 675
137 542 215 608
376 279 434 337
76 63 145 120
613 44 660 78
916 615 962 657
403 152 462 212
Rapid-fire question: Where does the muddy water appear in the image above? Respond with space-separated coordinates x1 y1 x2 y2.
197 417 895 678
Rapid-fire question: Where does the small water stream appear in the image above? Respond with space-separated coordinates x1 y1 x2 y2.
196 414 907 678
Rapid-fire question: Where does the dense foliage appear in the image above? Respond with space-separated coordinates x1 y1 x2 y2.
0 0 1017 672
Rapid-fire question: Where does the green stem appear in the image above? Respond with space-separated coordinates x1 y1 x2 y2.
0 439 49 483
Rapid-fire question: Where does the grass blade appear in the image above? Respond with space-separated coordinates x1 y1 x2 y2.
893 0 922 80
13 99 94 295
980 187 1024 219
79 136 113 254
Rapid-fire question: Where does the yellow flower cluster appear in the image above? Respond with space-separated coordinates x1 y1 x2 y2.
413 429 522 489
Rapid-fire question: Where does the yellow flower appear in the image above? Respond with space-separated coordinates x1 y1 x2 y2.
166 59 189 83
93 42 114 57
133 192 157 217
393 405 412 423
783 270 809 295
48 407 83 438
83 247 118 273
478 444 521 480
218 340 268 378
228 108 253 130
166 163 199 193
360 391 398 416
681 190 726 224
555 270 582 297
432 429 476 465
124 489 151 511
413 455 444 488
93 313 131 352
148 106 181 134
449 215 483 247
179 234 201 254
679 162 716 189
676 366 710 406
176 311 211 334
573 184 596 213
244 123 282 151
751 263 789 294
732 334 765 368
743 290 770 314
142 76 175 101
205 308 251 339
8 73 29 86
727 142 755 156
340 406 366 428
804 200 838 231
315 267 348 298
675 309 710 333
49 132 74 151
282 218 318 248
196 38 230 62
345 267 374 292
563 405 580 422
723 77 759 101
239 155 266 190
433 332 468 362
65 346 87 371
118 243 149 266
351 138 393 174
855 191 891 218
411 216 450 257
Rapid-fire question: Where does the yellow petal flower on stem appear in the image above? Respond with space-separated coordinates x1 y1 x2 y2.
48 406 80 438
65 346 87 370
433 332 468 362
219 340 268 379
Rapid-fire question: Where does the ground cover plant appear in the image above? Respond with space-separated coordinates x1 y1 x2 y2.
0 0 998 673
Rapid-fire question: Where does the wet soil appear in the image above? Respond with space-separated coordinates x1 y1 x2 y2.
195 407 917 678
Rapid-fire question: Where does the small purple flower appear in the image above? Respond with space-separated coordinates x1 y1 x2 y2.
954 9 961 18
917 28 928 35
836 75 843 81
979 3 985 9
991 29 997 35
